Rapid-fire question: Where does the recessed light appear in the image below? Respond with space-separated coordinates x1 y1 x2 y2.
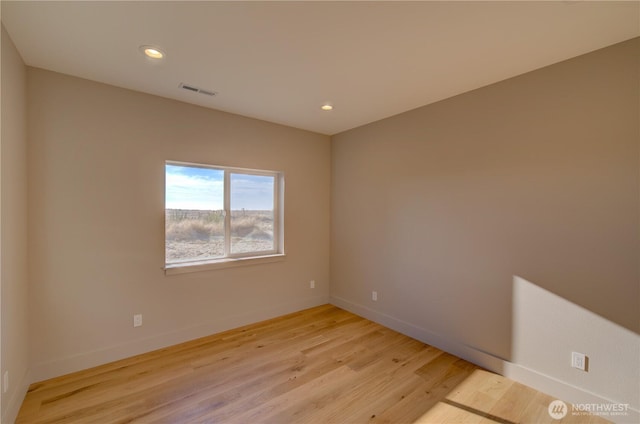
140 45 165 59
321 104 333 111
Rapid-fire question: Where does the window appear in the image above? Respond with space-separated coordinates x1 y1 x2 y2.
165 161 283 272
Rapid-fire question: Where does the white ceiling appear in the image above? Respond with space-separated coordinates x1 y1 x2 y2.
2 1 639 135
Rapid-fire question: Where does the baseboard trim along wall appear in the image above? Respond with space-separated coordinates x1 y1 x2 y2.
329 295 640 424
26 295 330 386
3 371 30 424
4 295 328 422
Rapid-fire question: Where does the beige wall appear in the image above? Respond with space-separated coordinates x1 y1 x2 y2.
331 38 639 409
511 276 639 414
27 68 331 381
1 24 30 423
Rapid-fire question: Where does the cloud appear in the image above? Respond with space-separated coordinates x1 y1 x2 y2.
165 164 276 211
166 165 224 210
231 174 274 210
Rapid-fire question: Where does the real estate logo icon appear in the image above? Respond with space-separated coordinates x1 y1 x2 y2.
548 400 568 420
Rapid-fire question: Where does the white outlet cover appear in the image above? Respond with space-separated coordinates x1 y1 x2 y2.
571 351 586 371
133 314 142 327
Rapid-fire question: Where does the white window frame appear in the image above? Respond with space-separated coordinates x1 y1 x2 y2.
165 161 285 275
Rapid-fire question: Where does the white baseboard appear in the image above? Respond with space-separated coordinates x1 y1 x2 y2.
28 295 330 385
329 295 640 424
503 362 640 424
2 370 30 424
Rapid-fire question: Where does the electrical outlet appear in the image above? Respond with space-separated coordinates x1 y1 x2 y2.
571 352 587 371
310 280 315 289
133 314 143 328
3 371 8 393
372 291 378 301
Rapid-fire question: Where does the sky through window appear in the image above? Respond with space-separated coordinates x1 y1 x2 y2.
166 164 275 210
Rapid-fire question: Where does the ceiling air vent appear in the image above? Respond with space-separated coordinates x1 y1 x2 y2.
179 83 217 97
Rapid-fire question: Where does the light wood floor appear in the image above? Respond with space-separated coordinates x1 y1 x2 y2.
17 305 609 423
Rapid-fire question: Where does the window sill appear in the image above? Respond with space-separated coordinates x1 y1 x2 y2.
164 253 286 275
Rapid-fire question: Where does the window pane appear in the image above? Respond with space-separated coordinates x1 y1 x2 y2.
165 164 224 263
230 173 275 254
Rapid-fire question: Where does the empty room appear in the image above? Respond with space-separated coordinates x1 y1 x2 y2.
1 1 639 423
